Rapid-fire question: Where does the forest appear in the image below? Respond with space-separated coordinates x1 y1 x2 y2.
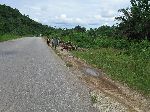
0 4 54 37
0 0 150 96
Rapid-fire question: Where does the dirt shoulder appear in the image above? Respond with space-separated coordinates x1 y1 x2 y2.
49 42 150 112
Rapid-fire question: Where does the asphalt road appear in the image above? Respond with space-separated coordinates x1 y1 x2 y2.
0 37 98 112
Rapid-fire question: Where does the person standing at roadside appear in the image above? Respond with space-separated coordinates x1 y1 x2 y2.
53 38 58 49
51 38 54 47
47 38 50 46
57 38 60 46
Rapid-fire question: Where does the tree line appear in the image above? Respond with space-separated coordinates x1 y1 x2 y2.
0 0 150 43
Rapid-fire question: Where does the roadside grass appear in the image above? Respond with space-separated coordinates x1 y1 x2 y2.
0 34 21 42
91 94 98 104
72 48 150 96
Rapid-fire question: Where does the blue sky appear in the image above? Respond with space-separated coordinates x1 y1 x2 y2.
0 0 130 28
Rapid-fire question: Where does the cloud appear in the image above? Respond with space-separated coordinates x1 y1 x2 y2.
94 15 102 20
56 14 73 23
0 0 130 28
54 14 86 25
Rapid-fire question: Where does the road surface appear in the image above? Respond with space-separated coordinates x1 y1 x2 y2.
0 37 98 112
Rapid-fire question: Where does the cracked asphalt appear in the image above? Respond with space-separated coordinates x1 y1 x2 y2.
0 37 98 112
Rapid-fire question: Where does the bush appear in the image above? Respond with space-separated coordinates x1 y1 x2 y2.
0 34 20 42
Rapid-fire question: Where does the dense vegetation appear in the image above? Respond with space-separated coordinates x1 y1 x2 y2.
116 0 150 40
0 4 53 37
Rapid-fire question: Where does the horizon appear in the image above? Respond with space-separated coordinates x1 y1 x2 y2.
0 0 130 29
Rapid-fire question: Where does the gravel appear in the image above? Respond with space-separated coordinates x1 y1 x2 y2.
0 37 98 112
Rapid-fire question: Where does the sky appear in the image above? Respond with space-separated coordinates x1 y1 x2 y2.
0 0 130 28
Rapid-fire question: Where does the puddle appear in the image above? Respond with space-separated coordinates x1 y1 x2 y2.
84 68 100 77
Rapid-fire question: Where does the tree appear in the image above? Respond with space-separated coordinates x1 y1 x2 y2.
116 0 150 40
74 25 86 32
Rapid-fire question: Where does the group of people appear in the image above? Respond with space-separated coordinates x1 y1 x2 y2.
47 38 77 51
47 38 59 49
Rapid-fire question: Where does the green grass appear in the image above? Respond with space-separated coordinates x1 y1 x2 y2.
0 34 21 42
91 94 98 104
72 48 150 96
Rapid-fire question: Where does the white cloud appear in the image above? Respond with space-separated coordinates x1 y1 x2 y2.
95 15 102 20
0 0 130 28
51 14 86 26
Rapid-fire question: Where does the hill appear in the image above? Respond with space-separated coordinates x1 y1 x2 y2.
0 4 52 36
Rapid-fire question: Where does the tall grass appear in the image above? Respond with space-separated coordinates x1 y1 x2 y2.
0 34 20 42
72 40 150 96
